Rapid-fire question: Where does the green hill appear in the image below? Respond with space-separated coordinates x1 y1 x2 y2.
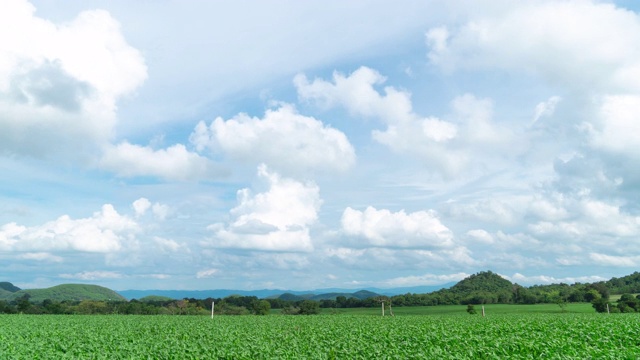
0 288 13 299
0 282 21 293
450 271 513 294
430 270 515 305
278 292 313 301
7 284 126 303
352 290 381 299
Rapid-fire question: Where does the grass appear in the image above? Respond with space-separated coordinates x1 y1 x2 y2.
322 303 595 316
609 293 639 301
269 303 596 316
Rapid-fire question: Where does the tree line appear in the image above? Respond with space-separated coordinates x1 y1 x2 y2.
0 294 322 315
3 271 640 315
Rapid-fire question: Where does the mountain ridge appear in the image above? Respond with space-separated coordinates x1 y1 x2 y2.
116 283 455 300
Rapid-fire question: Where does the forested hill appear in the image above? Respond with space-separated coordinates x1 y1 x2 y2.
391 270 640 306
0 282 21 293
0 284 125 302
428 271 514 304
605 272 640 294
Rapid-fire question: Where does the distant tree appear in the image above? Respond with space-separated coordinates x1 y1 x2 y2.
298 300 320 315
466 304 477 315
253 300 271 315
281 305 300 315
617 294 638 312
586 283 609 300
583 289 601 302
592 297 609 313
16 294 31 312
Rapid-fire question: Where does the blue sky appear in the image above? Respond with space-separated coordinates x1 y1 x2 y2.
2 0 640 291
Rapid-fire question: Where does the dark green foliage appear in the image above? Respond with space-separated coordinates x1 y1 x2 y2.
605 272 640 294
298 300 320 315
616 293 639 312
138 295 174 302
592 298 610 313
0 282 21 293
466 304 477 315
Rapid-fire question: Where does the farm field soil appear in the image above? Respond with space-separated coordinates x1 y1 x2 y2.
1 312 639 359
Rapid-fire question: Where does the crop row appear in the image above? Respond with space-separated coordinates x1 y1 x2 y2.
1 313 639 359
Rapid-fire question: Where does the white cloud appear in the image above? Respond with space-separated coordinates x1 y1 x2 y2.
132 198 151 217
381 272 469 288
326 246 474 270
466 229 494 244
207 164 321 252
151 203 170 221
132 198 170 220
531 96 561 126
295 67 415 121
588 95 640 158
589 253 640 267
508 272 608 285
59 270 123 280
529 198 640 240
196 268 218 279
527 196 570 222
341 206 454 248
444 195 527 226
17 252 63 263
0 204 137 253
190 104 355 174
426 1 640 93
100 142 220 181
0 0 146 157
152 237 184 253
296 67 517 177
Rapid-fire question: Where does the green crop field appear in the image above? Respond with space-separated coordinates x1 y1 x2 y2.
1 312 639 359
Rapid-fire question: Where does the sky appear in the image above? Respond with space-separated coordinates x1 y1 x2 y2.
2 0 640 291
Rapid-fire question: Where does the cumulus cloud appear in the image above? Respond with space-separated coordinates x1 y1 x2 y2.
587 95 640 158
426 1 640 93
296 66 517 177
0 204 137 253
341 206 454 248
0 0 146 157
529 198 640 241
190 104 355 174
100 142 221 181
132 198 170 220
132 198 151 217
207 164 322 252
